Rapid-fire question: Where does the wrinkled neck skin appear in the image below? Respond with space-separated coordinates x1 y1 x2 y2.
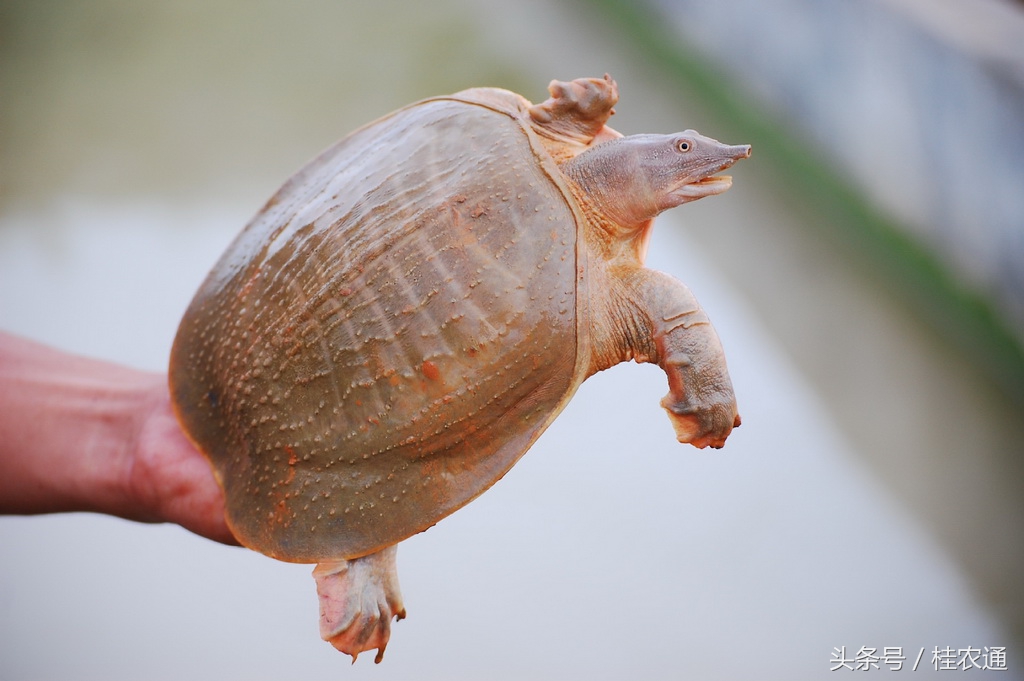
563 140 658 266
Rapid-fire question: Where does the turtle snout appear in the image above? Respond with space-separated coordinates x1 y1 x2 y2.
715 144 750 172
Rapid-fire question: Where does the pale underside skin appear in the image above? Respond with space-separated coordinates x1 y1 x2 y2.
169 75 749 662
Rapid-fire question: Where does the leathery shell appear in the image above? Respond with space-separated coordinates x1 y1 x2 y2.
170 95 591 562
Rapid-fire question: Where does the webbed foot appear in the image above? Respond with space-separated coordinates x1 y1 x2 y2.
660 365 740 450
312 545 405 663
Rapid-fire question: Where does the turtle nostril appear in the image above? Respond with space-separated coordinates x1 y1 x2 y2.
725 144 751 160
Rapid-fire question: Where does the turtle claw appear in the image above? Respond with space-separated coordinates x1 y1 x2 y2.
312 545 405 663
660 393 739 449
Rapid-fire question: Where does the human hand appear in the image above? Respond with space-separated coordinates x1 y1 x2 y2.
0 332 236 545
125 380 238 545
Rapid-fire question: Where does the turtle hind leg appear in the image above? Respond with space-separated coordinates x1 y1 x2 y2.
527 75 621 157
312 545 406 663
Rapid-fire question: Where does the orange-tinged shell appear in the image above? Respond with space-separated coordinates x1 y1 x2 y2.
169 94 592 562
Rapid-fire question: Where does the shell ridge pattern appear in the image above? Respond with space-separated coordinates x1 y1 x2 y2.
198 97 471 298
172 98 584 561
218 115 451 371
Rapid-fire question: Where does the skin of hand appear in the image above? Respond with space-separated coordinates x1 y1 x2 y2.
0 331 237 546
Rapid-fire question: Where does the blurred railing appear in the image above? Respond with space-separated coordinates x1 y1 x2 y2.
588 0 1024 405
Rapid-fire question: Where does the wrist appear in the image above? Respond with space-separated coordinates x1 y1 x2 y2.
91 373 169 523
0 333 162 519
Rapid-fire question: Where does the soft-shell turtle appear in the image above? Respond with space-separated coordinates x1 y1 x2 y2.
169 75 749 662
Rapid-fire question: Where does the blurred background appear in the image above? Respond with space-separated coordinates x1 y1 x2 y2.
2 0 1022 678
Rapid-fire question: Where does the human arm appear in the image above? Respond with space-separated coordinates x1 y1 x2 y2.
0 331 236 545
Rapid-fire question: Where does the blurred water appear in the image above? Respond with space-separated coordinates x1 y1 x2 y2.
1 1 1022 678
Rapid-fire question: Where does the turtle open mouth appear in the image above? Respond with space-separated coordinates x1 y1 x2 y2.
693 174 732 188
674 174 733 201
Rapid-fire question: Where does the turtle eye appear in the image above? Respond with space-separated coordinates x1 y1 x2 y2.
677 140 692 153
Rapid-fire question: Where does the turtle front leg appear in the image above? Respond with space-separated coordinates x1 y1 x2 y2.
645 271 739 448
597 267 740 449
312 545 406 663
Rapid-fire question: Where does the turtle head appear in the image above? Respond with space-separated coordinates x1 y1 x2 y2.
564 130 751 231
